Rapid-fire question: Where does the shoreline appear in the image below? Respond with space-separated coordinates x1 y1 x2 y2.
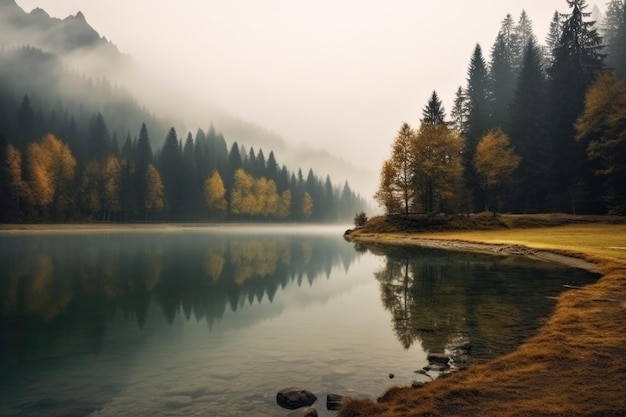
341 225 626 416
347 233 600 273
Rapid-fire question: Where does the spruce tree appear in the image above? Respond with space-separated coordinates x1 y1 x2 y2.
507 38 551 212
489 32 516 128
421 91 447 126
465 44 491 209
548 0 605 213
545 11 562 69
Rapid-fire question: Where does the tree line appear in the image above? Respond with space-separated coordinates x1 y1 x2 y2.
0 99 365 223
376 0 626 215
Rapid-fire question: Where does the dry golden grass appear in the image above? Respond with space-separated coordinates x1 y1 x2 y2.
342 217 626 417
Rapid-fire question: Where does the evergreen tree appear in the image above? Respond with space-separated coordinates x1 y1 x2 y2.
421 91 447 126
87 112 111 160
489 32 516 127
465 44 491 209
16 94 35 146
158 127 184 218
545 11 562 70
548 0 605 212
604 0 626 78
514 10 535 71
450 86 468 134
507 38 551 212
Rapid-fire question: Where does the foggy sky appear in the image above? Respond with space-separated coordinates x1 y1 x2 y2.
14 0 605 196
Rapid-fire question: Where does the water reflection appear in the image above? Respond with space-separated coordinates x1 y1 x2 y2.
364 243 598 360
0 230 359 365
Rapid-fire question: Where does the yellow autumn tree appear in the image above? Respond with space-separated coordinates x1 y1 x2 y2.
412 124 465 213
474 129 521 214
302 191 314 219
78 161 102 217
204 169 228 215
255 177 279 217
575 71 626 213
374 159 402 214
102 155 121 220
277 189 291 219
25 134 76 214
5 144 30 203
230 168 255 216
144 163 165 219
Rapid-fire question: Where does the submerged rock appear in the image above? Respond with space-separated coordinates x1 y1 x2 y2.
277 387 317 410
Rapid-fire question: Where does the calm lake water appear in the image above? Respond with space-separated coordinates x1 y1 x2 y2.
0 225 598 417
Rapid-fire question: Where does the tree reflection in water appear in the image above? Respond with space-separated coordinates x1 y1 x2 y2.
368 243 598 360
0 231 359 364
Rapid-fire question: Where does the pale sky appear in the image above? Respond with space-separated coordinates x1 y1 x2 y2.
14 0 604 195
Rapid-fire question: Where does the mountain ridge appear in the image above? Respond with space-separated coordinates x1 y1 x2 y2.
0 1 376 199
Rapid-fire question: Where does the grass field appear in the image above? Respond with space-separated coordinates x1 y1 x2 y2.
341 218 626 417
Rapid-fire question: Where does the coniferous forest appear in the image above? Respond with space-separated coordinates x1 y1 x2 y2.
376 0 626 216
0 50 366 223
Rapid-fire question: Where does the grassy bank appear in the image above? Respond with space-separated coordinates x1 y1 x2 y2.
341 215 626 417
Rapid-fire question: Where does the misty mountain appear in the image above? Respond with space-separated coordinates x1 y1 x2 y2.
0 0 375 199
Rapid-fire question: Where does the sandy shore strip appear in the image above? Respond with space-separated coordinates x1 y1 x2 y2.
349 233 600 273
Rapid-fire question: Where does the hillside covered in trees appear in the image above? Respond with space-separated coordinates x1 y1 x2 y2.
375 0 626 216
0 4 366 223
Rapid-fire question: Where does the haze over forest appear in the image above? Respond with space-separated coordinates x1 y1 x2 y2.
7 0 603 201
2 0 624 221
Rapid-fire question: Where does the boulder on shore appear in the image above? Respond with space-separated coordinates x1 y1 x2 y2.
277 387 317 410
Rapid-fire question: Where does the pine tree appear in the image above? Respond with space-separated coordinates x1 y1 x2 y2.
158 127 184 218
450 86 468 134
507 37 551 212
489 32 516 127
548 0 605 213
465 44 491 209
16 95 35 146
86 112 111 160
545 11 562 69
604 0 626 78
514 10 535 71
421 91 447 126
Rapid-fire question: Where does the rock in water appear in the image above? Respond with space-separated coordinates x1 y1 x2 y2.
277 387 317 410
287 407 318 417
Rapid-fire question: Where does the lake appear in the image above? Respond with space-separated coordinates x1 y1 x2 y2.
0 225 598 417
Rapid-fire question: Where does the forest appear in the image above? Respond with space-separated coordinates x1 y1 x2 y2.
375 0 626 215
0 48 366 223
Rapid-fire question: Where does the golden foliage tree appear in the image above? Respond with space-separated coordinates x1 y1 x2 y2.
474 129 521 213
204 169 228 215
412 124 465 213
102 155 121 220
5 144 30 203
374 160 402 214
255 177 279 217
389 123 416 214
25 134 76 215
230 168 255 216
575 71 626 212
302 191 314 218
78 161 102 216
277 189 292 219
144 163 165 218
